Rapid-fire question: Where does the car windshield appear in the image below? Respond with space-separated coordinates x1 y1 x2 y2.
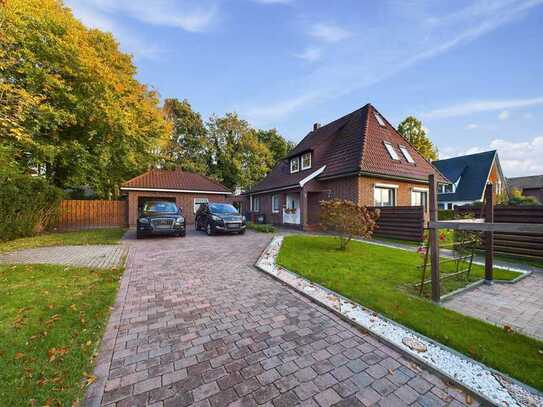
209 203 238 214
143 201 178 213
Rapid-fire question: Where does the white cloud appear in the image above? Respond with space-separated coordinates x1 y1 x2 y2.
243 0 543 126
440 136 543 177
498 110 510 120
466 123 479 129
309 22 351 43
294 47 322 62
422 97 543 119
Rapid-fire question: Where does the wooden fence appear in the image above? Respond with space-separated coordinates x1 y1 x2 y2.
54 200 128 230
455 205 543 259
371 206 425 242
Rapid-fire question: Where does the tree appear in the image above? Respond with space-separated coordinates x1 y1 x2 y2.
162 98 208 173
1 0 170 198
206 113 273 190
319 200 380 250
256 129 295 164
397 116 438 161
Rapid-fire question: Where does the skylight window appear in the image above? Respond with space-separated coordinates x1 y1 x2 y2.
399 145 415 163
383 141 400 160
374 112 386 127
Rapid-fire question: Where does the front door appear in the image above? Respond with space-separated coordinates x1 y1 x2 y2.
283 193 300 224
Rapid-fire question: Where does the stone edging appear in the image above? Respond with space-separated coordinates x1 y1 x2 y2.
255 236 543 407
84 247 134 407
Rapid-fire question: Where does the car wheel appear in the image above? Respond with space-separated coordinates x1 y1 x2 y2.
195 221 201 231
179 230 186 237
206 223 214 236
239 229 246 235
136 232 144 240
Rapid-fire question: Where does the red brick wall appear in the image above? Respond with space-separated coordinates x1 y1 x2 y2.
126 190 229 226
358 176 428 206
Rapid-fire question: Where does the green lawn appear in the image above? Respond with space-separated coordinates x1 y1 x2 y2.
0 228 126 253
0 263 122 406
277 235 543 391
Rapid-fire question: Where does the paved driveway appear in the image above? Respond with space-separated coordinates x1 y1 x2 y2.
86 230 473 406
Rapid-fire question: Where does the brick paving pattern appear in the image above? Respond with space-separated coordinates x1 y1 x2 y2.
444 273 543 341
86 229 474 406
0 245 127 269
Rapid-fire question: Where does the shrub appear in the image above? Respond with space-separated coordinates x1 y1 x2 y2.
508 188 541 206
320 199 380 250
438 209 455 220
247 223 276 233
0 173 64 241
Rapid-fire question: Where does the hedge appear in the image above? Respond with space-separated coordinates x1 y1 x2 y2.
0 174 63 241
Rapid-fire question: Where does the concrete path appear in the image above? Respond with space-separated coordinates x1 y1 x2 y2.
0 245 127 269
444 274 543 341
86 229 475 406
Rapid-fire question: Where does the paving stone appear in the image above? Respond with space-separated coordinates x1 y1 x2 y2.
253 384 280 404
394 384 420 404
209 388 238 407
314 388 341 407
408 376 433 395
295 367 318 383
356 387 382 406
193 381 221 401
133 376 161 395
371 378 396 396
294 381 320 401
272 390 300 407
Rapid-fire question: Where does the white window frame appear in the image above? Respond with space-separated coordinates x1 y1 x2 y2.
374 184 397 207
383 141 400 160
301 152 312 170
193 197 209 214
251 195 260 212
272 194 280 213
290 157 300 173
411 187 429 209
399 145 415 164
374 112 386 127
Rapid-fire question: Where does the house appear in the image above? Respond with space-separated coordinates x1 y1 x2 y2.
245 103 447 229
121 168 231 226
432 150 506 209
507 175 543 203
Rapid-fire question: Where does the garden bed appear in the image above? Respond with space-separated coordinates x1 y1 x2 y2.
0 263 123 405
276 235 543 391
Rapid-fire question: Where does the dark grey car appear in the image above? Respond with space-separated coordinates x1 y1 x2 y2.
195 203 246 235
136 201 186 239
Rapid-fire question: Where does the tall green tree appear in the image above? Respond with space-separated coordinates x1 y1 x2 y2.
256 129 294 164
162 98 209 173
0 0 170 198
397 116 438 161
206 113 273 190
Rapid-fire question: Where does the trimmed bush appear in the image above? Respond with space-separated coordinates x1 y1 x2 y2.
0 174 63 241
438 209 455 220
247 223 276 233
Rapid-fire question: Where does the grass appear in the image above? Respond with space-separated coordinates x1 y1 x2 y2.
247 223 276 233
277 235 543 391
0 263 123 406
0 228 126 253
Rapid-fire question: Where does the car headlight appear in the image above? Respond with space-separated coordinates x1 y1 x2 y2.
211 214 221 222
175 216 184 224
139 217 149 224
242 215 246 222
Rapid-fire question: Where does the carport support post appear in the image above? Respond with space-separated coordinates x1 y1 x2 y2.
428 174 440 303
484 183 494 283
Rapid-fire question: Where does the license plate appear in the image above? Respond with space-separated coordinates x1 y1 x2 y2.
227 223 240 229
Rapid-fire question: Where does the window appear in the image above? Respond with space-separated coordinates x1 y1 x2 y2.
193 198 209 214
290 157 299 173
251 196 260 212
272 194 280 213
374 112 386 127
440 184 454 193
438 203 445 210
399 145 415 163
383 142 400 160
411 189 428 210
374 186 396 207
301 152 311 170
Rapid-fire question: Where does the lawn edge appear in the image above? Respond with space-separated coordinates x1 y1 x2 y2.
84 247 134 407
255 235 543 407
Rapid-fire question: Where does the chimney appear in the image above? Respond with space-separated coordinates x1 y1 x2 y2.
313 122 321 131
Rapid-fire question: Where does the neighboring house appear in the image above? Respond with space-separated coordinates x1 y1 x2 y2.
432 150 506 209
121 168 231 226
245 103 447 229
507 175 543 203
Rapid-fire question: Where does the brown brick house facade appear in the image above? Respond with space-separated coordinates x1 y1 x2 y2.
121 169 231 226
244 104 446 229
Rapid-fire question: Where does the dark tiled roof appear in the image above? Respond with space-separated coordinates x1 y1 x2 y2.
507 175 543 190
122 168 231 193
433 150 496 202
250 103 446 193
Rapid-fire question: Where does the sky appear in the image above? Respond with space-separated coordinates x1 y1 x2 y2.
65 0 543 177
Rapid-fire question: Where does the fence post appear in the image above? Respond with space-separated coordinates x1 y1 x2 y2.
429 174 440 302
484 183 494 283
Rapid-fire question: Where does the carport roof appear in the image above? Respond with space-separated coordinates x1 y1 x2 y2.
121 168 231 194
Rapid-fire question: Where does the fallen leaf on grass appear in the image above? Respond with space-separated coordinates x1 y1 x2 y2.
46 314 61 326
48 347 69 362
503 325 513 333
84 373 96 386
465 394 473 404
37 376 47 386
14 352 24 359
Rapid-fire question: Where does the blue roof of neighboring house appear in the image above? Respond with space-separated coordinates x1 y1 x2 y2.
433 150 497 202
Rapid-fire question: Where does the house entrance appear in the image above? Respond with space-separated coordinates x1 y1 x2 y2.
283 193 300 224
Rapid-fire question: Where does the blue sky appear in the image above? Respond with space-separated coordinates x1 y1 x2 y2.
66 0 543 177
